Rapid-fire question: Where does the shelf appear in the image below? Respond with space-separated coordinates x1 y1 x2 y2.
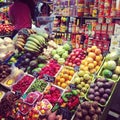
0 2 12 7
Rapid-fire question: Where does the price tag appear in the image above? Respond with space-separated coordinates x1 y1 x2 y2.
103 51 109 57
74 66 80 72
69 84 76 89
43 74 55 82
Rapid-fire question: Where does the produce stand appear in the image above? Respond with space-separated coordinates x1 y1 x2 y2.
0 0 120 119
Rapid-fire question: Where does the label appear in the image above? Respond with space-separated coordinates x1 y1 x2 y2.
74 65 80 72
43 74 55 82
69 84 76 89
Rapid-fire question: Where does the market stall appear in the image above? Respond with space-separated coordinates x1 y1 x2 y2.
0 0 120 120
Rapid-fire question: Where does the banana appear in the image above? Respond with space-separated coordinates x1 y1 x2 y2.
24 46 39 52
25 43 40 51
16 41 25 46
17 38 25 43
26 41 40 49
16 44 24 51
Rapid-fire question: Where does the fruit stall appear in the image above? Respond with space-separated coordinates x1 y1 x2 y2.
0 27 120 120
0 0 120 119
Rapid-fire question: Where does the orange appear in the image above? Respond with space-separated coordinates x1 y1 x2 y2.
61 83 67 89
87 47 92 53
95 48 101 55
59 73 64 77
60 78 65 83
97 61 102 66
88 63 94 69
69 76 72 80
57 82 61 86
63 74 69 80
93 61 97 66
88 52 96 59
95 65 100 71
86 57 94 63
55 76 61 82
69 70 74 76
89 68 96 74
95 56 101 62
91 46 98 52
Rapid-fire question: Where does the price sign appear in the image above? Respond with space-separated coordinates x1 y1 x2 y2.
69 84 76 89
103 51 109 57
74 66 80 72
43 74 55 82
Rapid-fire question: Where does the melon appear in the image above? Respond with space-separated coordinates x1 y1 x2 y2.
102 69 113 78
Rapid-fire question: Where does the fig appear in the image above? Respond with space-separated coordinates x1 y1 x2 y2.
96 107 101 114
76 111 82 118
82 109 88 116
90 83 95 88
103 93 109 100
100 98 106 105
85 115 91 120
99 88 105 94
104 82 111 88
92 102 98 109
92 114 98 120
89 107 95 115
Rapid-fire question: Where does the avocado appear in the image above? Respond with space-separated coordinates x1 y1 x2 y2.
29 60 38 68
38 55 47 63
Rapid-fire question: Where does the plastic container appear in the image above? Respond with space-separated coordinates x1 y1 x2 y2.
24 92 39 106
85 76 116 107
35 99 52 116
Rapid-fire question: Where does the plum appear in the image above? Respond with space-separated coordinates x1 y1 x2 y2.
75 111 83 118
92 101 98 109
104 82 112 88
100 98 106 105
99 88 105 94
94 92 100 96
105 89 111 95
88 88 95 94
92 114 99 120
82 109 88 116
96 82 103 88
88 94 94 100
94 86 99 91
94 96 100 102
90 83 95 88
103 93 109 100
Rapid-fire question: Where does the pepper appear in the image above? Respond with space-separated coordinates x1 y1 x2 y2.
62 92 72 102
51 103 60 112
71 90 78 96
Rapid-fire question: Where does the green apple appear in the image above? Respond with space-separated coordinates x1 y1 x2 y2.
84 74 90 80
76 84 82 89
78 70 85 77
74 77 80 84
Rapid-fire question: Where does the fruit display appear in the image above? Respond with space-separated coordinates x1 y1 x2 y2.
65 48 86 67
25 79 48 94
43 84 62 106
0 64 11 82
54 66 75 89
16 52 47 75
35 99 52 116
43 40 59 59
98 51 120 81
80 46 103 74
70 71 93 97
12 74 35 94
73 101 101 120
51 43 71 65
14 28 36 51
0 24 14 36
38 59 61 79
87 77 115 106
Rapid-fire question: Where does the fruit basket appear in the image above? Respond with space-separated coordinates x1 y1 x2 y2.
68 71 94 97
24 79 48 95
35 99 53 116
54 66 75 89
98 64 120 82
85 77 117 107
12 74 35 94
43 83 64 106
